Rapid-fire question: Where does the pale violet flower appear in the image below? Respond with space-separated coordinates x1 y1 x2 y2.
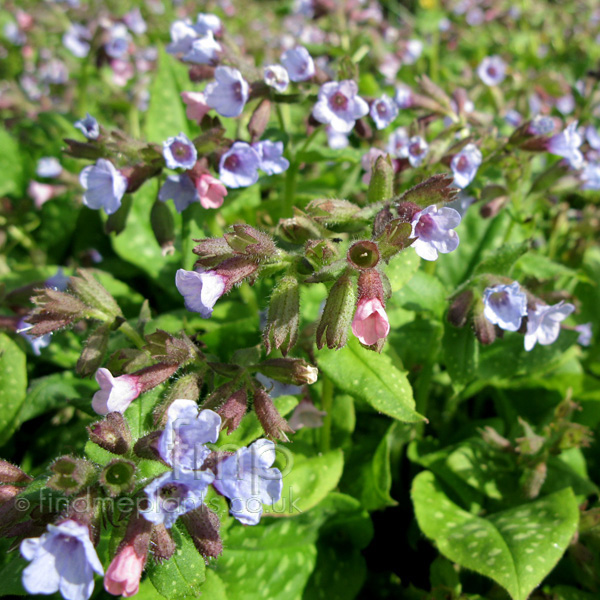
400 135 429 167
253 140 290 175
505 109 523 127
142 470 214 528
183 31 221 65
159 174 198 212
370 95 399 130
483 282 528 332
556 94 575 115
524 301 575 351
163 133 197 170
63 24 91 58
20 520 103 600
386 127 410 158
581 162 600 190
92 368 141 415
213 439 283 525
288 399 327 430
528 115 555 135
74 113 99 140
281 46 315 82
17 319 51 356
175 268 226 318
575 323 592 346
451 143 482 188
477 55 506 86
79 159 128 215
219 142 261 188
123 8 147 35
394 85 413 109
312 80 369 134
105 23 131 59
547 121 583 169
263 64 289 93
205 66 249 118
326 126 349 150
585 125 600 150
166 20 199 55
410 204 461 261
158 399 221 470
195 13 221 36
46 267 70 291
36 157 62 178
402 39 423 65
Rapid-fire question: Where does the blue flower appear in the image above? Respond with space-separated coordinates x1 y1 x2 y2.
157 399 221 471
74 114 100 140
158 173 198 213
370 95 399 130
62 24 91 58
400 135 429 167
163 133 198 170
524 301 575 351
280 46 314 82
410 204 461 261
312 80 369 134
17 319 51 356
142 470 214 528
175 268 226 318
477 55 506 86
205 66 249 118
213 439 282 525
253 140 290 175
79 159 128 215
45 267 70 291
219 142 261 188
104 23 131 59
547 121 583 170
194 13 222 36
483 282 528 332
183 32 221 65
36 157 62 179
451 143 482 189
166 20 198 55
20 519 103 600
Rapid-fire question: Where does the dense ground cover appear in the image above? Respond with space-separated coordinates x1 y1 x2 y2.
1 0 600 599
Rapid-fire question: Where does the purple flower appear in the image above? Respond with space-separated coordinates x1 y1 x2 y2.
394 85 414 109
400 135 429 167
253 140 290 175
166 20 199 55
547 121 583 169
505 109 523 127
312 80 369 134
142 470 214 528
326 126 349 149
163 133 198 170
575 322 592 346
386 127 410 158
585 125 600 150
556 94 575 115
158 399 221 471
477 56 506 86
483 282 528 332
451 143 482 188
219 141 261 188
123 8 147 35
74 114 99 140
581 162 600 190
183 32 221 65
280 46 315 82
524 301 575 351
39 59 69 85
402 39 423 65
17 319 51 356
194 13 222 36
205 66 249 118
175 268 226 318
36 157 62 178
213 439 282 525
92 368 142 415
63 24 91 58
528 115 555 135
263 64 289 93
46 267 70 291
159 174 198 212
20 520 103 600
410 204 461 261
79 159 128 215
370 95 399 130
105 23 131 59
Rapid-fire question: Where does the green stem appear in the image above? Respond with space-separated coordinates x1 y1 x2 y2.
320 376 334 453
283 162 299 216
119 321 146 349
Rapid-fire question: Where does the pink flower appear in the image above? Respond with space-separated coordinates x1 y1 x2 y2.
104 545 144 597
181 91 210 123
194 173 227 209
28 181 60 209
351 298 390 346
288 399 327 430
92 368 142 415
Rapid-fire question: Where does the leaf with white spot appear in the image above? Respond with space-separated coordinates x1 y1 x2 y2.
0 333 28 445
412 471 579 600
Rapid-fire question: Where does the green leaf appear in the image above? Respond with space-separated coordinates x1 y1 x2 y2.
514 253 579 281
0 555 27 596
0 126 23 197
147 524 206 599
0 333 27 445
263 449 344 516
473 241 530 277
144 48 190 143
385 250 421 293
317 338 424 423
412 471 579 600
442 324 479 386
392 270 448 317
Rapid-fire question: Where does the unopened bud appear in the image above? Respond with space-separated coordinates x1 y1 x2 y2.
256 358 318 386
216 389 247 434
213 256 260 293
278 210 328 244
480 195 509 219
473 311 496 346
63 138 105 160
367 156 394 204
189 65 215 82
316 272 357 350
68 269 123 320
372 205 394 238
143 330 197 365
347 240 380 271
480 426 512 451
306 198 360 226
151 523 176 562
521 462 547 499
447 290 474 328
0 460 32 485
100 459 136 497
133 431 163 461
193 237 235 268
253 386 294 441
263 276 299 356
374 220 413 262
181 507 222 559
248 99 271 141
354 117 372 140
0 484 22 504
122 164 163 194
48 456 97 495
151 200 176 255
77 322 111 378
304 240 339 271
224 224 277 259
87 412 132 455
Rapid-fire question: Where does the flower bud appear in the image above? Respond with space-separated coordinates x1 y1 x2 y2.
144 329 199 365
0 484 22 504
347 240 380 271
189 65 216 82
150 199 176 256
181 507 223 559
100 459 136 497
278 210 329 244
121 164 163 195
263 276 299 356
0 460 32 485
316 272 357 350
212 256 260 293
68 269 123 321
372 204 394 238
151 523 176 562
367 156 394 204
87 412 132 455
224 224 277 259
521 462 547 500
248 98 271 141
216 389 248 434
255 358 318 386
77 322 111 378
48 456 97 495
480 426 512 451
133 431 163 461
374 219 413 262
253 386 294 441
305 198 360 226
473 311 496 345
304 240 340 271
192 237 235 268
447 289 474 328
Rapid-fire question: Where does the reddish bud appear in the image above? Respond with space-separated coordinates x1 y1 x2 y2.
181 507 222 559
253 386 294 441
216 389 248 434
